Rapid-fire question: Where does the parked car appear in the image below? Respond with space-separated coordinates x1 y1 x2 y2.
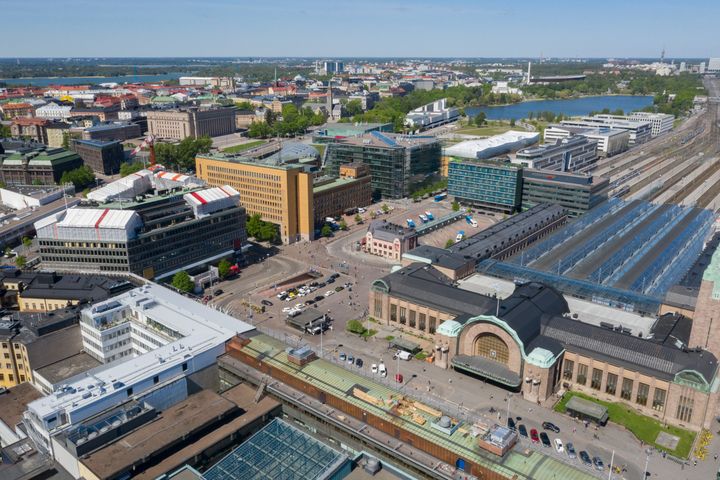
282 306 293 313
518 424 528 438
314 295 324 302
553 438 564 454
542 421 560 433
355 358 363 368
324 290 335 297
339 352 347 362
261 299 273 306
213 289 224 296
579 451 592 467
539 432 551 447
378 363 387 377
335 285 344 292
530 429 540 444
371 363 378 374
507 417 516 431
347 355 354 364
305 300 316 305
566 442 577 459
592 456 604 471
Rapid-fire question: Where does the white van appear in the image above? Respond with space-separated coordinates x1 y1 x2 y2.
393 350 412 361
378 363 387 377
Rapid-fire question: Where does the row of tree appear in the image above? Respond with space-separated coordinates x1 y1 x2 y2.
247 104 326 138
154 136 213 171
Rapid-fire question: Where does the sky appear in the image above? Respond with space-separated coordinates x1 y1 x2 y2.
1 0 718 59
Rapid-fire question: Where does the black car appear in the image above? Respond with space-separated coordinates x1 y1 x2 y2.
317 282 326 288
542 421 560 433
213 289 224 296
261 299 273 306
579 450 592 467
330 273 340 279
355 358 363 368
305 300 316 305
539 432 551 447
314 295 324 302
326 278 335 284
518 424 528 437
507 417 516 431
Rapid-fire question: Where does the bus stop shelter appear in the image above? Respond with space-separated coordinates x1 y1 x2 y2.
389 337 421 353
565 396 609 425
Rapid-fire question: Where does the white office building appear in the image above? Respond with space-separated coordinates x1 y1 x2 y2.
544 125 629 157
559 116 652 146
35 103 73 120
514 135 599 172
21 283 254 454
404 98 460 130
624 112 674 137
708 58 720 73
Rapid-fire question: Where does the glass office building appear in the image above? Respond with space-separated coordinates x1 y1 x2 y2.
447 157 522 214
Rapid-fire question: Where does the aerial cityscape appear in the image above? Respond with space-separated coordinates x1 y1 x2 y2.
1 2 720 480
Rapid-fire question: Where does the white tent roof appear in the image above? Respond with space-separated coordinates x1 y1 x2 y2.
58 208 139 229
444 130 539 158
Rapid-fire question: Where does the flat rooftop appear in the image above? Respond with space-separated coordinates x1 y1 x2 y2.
80 390 237 479
0 382 43 430
34 352 102 386
225 334 598 480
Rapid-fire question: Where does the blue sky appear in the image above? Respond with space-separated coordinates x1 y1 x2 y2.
1 0 717 58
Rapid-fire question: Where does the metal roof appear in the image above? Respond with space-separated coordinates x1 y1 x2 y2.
58 208 139 229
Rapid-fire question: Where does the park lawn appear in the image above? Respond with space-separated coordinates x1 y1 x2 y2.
455 124 513 136
222 140 266 153
555 391 696 459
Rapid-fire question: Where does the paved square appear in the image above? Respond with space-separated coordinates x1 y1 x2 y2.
656 431 680 451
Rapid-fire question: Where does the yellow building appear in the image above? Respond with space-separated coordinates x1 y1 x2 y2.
196 154 314 243
0 338 32 389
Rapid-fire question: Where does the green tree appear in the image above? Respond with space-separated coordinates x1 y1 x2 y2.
474 111 487 126
338 219 348 231
0 124 10 138
246 213 279 242
264 109 275 126
120 162 145 177
217 259 232 279
381 204 390 214
452 201 460 212
509 118 516 127
32 179 44 186
344 99 363 117
153 136 212 171
21 236 32 249
321 224 333 237
171 271 194 293
15 255 26 268
234 101 254 111
248 120 273 138
346 319 366 335
60 165 95 189
354 214 363 224
445 238 455 248
3 246 11 256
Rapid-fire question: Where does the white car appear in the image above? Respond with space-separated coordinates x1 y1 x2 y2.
294 303 306 310
324 290 335 297
282 306 293 313
371 363 378 374
554 438 564 454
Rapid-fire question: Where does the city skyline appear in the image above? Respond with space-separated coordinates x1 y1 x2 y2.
1 0 718 58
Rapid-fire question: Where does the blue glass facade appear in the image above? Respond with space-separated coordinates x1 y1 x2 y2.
447 157 522 213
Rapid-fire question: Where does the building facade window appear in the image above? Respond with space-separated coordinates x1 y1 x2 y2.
373 298 382 318
408 310 416 328
676 394 694 423
390 304 397 322
399 307 406 325
474 333 510 365
429 316 436 334
620 378 633 401
605 373 618 396
418 313 426 331
636 383 649 406
652 388 666 412
576 364 588 385
562 359 574 380
591 368 603 390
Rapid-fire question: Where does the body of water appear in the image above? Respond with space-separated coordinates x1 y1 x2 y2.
0 73 183 87
465 95 654 120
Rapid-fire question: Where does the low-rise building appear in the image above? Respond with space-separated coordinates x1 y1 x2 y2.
521 169 609 217
81 121 142 142
514 135 599 172
147 106 236 140
0 146 83 185
404 98 459 130
325 132 441 199
365 220 418 261
447 157 523 214
10 118 51 144
1 102 35 119
626 112 675 137
69 105 119 122
560 116 652 146
36 186 246 278
0 184 72 210
543 125 629 157
71 139 124 175
34 103 72 120
312 163 372 225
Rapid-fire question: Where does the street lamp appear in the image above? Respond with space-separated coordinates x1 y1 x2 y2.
506 393 513 423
